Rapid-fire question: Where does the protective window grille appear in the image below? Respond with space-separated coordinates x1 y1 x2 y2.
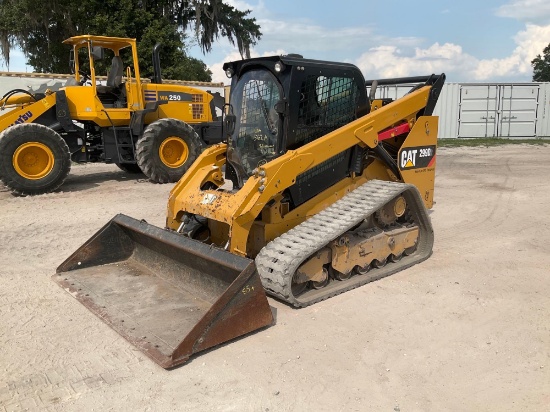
238 80 277 139
192 104 203 119
296 76 358 146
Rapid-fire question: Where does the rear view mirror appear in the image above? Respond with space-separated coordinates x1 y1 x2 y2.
92 46 104 61
224 113 236 136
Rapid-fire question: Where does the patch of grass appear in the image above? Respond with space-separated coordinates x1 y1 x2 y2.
438 138 550 147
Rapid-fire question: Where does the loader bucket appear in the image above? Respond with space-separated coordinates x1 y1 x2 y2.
53 214 274 369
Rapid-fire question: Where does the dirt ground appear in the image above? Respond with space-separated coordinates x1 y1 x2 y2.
1 145 549 411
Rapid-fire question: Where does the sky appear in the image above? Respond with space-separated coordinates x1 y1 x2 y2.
7 0 550 84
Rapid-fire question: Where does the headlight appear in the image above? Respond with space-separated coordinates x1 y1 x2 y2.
225 67 234 78
274 61 285 73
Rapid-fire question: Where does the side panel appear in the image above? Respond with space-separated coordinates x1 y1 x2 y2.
397 116 438 209
142 84 214 125
64 86 131 127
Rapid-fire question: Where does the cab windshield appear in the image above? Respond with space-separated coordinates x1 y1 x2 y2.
229 70 282 176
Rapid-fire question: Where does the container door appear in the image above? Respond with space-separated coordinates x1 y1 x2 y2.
458 85 499 137
499 85 539 137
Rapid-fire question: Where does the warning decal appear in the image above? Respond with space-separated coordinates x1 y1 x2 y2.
398 145 436 170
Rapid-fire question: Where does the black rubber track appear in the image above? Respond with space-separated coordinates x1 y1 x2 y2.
135 118 203 183
255 180 434 307
0 123 71 196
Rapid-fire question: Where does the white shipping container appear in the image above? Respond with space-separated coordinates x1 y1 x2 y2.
369 80 550 139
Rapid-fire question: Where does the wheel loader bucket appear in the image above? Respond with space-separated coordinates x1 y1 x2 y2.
53 214 274 369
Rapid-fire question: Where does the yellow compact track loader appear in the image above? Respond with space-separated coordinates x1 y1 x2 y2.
54 55 445 368
0 35 224 196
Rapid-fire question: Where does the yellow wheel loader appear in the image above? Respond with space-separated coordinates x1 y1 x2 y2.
0 35 224 196
54 55 445 368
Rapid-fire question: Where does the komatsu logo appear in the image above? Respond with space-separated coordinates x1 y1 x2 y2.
399 145 436 170
9 111 33 127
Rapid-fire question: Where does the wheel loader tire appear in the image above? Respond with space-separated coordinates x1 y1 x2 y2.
0 123 71 196
115 163 143 174
136 118 204 183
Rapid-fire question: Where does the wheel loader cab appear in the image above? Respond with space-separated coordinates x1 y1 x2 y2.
223 56 369 190
62 35 143 120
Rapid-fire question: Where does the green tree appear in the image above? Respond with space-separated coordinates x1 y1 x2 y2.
0 0 261 81
532 44 550 82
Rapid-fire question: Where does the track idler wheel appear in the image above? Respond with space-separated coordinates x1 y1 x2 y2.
375 196 407 227
311 267 330 289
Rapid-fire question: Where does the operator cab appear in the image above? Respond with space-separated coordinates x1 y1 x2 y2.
223 56 368 201
63 35 140 108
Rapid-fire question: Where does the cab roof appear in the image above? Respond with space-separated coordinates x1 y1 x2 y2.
62 35 135 52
